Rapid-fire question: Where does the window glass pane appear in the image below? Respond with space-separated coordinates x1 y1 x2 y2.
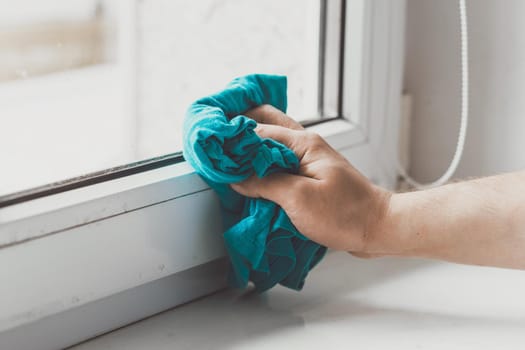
136 0 320 158
0 0 321 199
0 0 134 198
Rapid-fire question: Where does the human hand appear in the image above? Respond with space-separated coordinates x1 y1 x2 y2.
232 105 393 256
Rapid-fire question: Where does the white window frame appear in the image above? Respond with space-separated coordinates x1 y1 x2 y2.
0 1 405 348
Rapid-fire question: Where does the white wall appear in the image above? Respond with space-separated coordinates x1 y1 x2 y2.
404 0 525 182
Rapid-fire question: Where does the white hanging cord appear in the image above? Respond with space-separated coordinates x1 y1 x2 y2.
398 0 469 189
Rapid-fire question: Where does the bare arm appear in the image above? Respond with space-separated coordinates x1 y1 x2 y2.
381 172 525 269
234 105 525 269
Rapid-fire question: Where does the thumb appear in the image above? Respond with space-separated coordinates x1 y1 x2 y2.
231 173 313 209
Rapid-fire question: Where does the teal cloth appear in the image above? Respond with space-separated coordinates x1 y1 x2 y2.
183 74 327 292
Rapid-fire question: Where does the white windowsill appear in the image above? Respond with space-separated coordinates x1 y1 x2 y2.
71 252 525 350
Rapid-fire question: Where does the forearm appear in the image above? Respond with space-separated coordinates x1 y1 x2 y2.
377 171 525 269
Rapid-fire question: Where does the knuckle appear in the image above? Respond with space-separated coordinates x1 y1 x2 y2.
305 131 323 146
245 104 270 122
259 104 275 114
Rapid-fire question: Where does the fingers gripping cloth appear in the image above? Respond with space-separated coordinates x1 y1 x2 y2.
183 74 327 292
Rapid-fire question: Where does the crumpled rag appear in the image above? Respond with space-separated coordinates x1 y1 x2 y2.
183 74 327 292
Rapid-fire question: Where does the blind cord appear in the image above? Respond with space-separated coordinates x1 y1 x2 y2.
397 0 469 189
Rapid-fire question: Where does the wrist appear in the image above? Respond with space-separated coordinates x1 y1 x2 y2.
366 191 417 257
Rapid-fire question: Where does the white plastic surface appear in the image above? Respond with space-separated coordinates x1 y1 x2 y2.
73 252 525 350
